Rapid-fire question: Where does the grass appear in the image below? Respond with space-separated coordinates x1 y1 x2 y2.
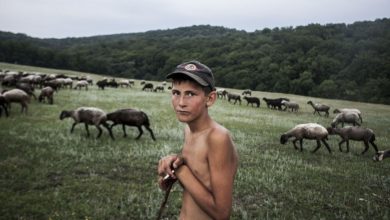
1 62 390 220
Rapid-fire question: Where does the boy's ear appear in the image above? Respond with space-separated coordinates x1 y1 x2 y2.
206 91 217 107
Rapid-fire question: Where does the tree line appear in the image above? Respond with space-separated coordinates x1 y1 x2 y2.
0 18 389 104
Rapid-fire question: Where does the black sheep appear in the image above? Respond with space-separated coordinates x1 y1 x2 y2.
262 98 289 110
243 96 260 107
107 108 156 141
142 83 154 92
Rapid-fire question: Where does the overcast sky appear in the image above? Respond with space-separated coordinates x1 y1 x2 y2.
0 0 389 39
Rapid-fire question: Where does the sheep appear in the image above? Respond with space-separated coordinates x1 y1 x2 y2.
333 108 363 123
106 80 118 88
0 95 9 117
216 88 228 99
38 86 55 104
74 80 89 90
118 79 131 88
59 107 114 140
42 80 60 91
142 83 154 91
307 101 330 117
106 108 156 141
153 85 164 92
96 79 107 90
243 96 260 107
280 123 331 153
373 150 390 161
327 126 378 154
331 112 360 128
16 82 37 100
227 93 241 105
2 89 30 114
242 89 252 96
62 78 73 89
262 98 289 110
281 100 299 112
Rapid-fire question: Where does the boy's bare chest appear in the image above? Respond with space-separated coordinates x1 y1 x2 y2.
182 134 210 188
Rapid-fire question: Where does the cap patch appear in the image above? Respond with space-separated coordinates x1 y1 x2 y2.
184 64 197 71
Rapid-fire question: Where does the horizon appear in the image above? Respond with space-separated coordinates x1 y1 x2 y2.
1 17 388 40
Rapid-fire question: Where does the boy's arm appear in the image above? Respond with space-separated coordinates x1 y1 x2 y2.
175 131 237 219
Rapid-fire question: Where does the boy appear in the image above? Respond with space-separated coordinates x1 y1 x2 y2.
157 60 239 220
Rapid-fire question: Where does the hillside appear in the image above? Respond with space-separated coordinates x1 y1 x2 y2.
1 19 390 104
0 63 389 219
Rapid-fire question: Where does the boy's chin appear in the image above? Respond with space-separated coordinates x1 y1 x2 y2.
176 115 192 123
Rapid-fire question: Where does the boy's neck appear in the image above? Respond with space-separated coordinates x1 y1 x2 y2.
187 114 213 133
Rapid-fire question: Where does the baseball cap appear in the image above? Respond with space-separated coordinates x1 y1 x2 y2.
166 60 215 90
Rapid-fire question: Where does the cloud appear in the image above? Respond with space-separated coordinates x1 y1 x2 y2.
0 0 389 38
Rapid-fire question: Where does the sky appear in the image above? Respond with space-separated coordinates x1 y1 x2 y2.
0 0 389 39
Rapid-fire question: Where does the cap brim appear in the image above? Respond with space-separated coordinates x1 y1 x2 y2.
166 71 209 86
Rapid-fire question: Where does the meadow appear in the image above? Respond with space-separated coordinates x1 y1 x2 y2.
0 63 389 220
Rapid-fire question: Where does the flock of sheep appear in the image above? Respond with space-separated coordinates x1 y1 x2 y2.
0 70 157 141
216 88 389 161
0 69 388 161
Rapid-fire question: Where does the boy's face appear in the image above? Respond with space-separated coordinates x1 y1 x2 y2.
171 79 214 123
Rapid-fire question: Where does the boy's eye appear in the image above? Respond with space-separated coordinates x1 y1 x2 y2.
172 91 180 96
187 92 195 97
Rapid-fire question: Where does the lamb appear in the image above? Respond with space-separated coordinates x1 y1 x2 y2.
281 100 299 112
38 86 55 104
59 107 114 140
0 95 9 117
333 108 363 123
74 80 89 90
327 126 378 154
307 101 330 117
243 96 260 107
106 108 156 141
2 89 30 114
280 123 331 153
373 150 390 161
331 112 360 128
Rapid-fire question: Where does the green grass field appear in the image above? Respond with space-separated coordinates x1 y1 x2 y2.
1 63 389 220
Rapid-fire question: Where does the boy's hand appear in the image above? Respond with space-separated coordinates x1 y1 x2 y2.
157 154 184 190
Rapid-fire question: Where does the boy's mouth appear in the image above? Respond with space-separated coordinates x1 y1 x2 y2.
176 110 190 115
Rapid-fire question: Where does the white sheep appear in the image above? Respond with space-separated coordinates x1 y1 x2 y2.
118 79 131 88
59 107 114 139
333 108 363 123
38 86 55 104
2 89 30 114
280 123 331 153
327 126 378 154
331 112 360 128
281 100 299 112
73 80 89 90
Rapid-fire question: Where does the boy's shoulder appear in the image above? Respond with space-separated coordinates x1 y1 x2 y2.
207 122 233 146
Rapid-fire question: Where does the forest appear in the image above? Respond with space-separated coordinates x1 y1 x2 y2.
0 18 389 104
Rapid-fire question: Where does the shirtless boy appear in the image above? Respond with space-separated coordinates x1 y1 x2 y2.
157 60 239 220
